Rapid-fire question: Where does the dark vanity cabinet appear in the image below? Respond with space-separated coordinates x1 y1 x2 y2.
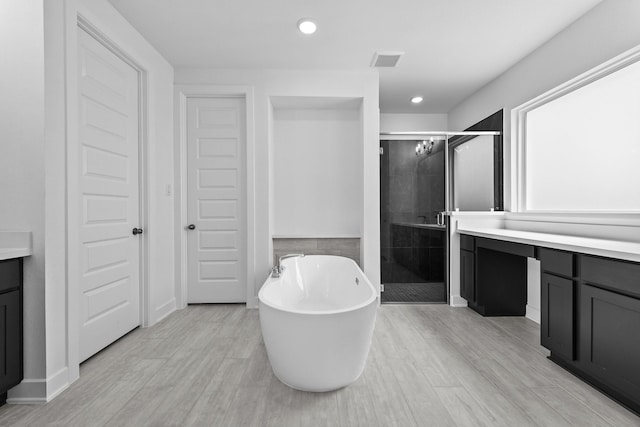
576 255 640 410
539 250 640 414
0 258 23 405
539 248 575 361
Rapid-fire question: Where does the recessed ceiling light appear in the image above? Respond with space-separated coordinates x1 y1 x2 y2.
410 96 424 104
297 18 317 35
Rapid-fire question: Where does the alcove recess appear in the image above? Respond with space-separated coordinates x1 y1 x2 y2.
270 96 364 265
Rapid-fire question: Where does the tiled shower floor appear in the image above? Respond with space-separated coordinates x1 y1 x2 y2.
381 282 446 303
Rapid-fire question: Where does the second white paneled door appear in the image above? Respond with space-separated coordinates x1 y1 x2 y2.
187 97 246 303
77 28 141 361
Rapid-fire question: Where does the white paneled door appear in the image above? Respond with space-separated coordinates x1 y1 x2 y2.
187 97 246 303
78 28 141 361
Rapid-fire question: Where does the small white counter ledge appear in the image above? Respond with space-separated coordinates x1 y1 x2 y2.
456 226 640 263
0 231 33 260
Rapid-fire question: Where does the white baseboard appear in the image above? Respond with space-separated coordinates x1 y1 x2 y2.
7 378 47 404
7 366 76 405
526 304 541 324
450 295 468 308
7 366 71 404
45 367 71 402
153 298 177 324
247 296 259 309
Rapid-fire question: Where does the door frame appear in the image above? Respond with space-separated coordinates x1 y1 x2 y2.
67 16 150 375
174 86 256 308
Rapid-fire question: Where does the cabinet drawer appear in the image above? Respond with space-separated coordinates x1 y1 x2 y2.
539 248 573 278
460 234 475 251
0 259 21 293
581 255 640 298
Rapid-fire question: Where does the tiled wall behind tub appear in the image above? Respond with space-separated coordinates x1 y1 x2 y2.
272 238 361 266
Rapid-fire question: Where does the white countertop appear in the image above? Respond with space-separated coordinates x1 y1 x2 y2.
457 226 640 263
0 231 33 261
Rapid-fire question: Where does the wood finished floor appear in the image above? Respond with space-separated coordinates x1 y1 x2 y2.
1 304 639 427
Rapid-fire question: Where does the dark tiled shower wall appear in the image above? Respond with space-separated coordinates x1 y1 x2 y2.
390 225 445 282
272 238 361 267
380 139 445 263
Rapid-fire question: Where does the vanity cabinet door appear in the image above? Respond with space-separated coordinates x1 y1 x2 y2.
579 284 640 403
541 273 574 360
0 290 22 392
460 249 475 305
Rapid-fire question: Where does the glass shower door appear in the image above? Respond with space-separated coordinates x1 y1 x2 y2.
379 139 447 303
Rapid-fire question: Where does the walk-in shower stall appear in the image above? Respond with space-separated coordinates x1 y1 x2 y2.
379 130 502 303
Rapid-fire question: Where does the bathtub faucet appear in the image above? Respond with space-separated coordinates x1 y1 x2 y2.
272 253 305 278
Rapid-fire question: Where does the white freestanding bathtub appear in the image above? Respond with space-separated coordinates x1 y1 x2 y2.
258 255 378 392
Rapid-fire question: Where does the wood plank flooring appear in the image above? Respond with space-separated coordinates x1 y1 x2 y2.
1 304 639 426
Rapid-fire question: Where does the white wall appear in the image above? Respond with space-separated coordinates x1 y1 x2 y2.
1 0 46 399
449 0 640 212
8 0 176 403
273 107 361 237
380 113 448 132
175 69 380 304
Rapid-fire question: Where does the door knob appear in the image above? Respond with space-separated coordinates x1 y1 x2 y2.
132 227 143 235
187 224 196 230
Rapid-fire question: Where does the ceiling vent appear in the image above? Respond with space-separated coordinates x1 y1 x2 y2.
371 51 404 68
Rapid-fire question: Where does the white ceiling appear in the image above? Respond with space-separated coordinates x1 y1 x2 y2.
109 0 602 113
